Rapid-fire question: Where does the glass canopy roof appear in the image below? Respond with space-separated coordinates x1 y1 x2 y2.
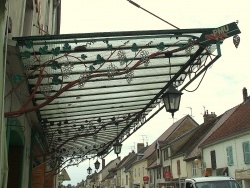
7 22 240 170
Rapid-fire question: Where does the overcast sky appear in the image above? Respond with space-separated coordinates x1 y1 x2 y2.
60 0 250 185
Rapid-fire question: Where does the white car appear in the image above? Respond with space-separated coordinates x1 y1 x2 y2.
185 176 240 188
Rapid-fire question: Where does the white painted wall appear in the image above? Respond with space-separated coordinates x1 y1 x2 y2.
132 160 148 187
171 156 187 179
1 1 60 187
202 135 250 188
202 133 250 178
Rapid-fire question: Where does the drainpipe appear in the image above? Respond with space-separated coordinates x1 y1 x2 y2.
52 0 60 34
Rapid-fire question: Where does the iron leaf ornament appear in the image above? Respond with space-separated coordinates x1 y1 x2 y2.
51 61 61 70
51 47 60 56
24 40 33 49
131 43 139 52
156 42 165 51
117 50 128 66
39 45 48 55
63 43 71 51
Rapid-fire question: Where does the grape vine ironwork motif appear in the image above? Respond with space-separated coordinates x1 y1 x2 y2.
140 50 150 66
107 63 118 78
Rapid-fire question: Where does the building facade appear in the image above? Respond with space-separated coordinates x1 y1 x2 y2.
0 0 60 187
201 89 250 188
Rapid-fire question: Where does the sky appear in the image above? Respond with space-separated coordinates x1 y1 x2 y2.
60 0 250 185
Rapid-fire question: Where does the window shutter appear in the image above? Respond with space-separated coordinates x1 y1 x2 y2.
242 141 250 164
210 150 217 170
229 146 234 165
226 146 234 166
177 160 181 175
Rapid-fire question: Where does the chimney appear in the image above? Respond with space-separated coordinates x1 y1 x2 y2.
137 143 144 153
203 110 217 124
243 87 248 102
102 158 105 169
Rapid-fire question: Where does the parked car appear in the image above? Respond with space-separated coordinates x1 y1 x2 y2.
185 176 240 188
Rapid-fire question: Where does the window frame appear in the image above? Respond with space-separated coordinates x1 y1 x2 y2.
164 148 169 161
192 162 198 176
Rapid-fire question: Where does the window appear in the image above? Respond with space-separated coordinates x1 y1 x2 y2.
138 167 140 177
177 160 181 176
157 149 160 159
157 168 161 179
226 146 234 166
242 141 250 164
134 168 136 177
149 171 153 183
192 162 198 176
210 150 217 170
164 148 169 161
163 165 170 178
126 175 128 185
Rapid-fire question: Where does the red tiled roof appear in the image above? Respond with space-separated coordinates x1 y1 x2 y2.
201 98 250 146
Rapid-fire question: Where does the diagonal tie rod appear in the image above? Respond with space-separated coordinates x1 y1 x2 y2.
127 0 180 29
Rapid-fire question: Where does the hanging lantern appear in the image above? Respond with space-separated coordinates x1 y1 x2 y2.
162 85 182 118
87 167 92 175
113 139 122 156
94 159 100 170
87 158 92 174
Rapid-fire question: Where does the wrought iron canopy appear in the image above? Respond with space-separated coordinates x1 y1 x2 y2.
7 22 240 169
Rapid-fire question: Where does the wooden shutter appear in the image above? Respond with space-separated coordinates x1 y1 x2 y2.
242 141 250 164
210 150 217 170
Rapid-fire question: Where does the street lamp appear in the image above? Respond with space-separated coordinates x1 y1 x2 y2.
94 159 100 170
87 158 92 174
113 139 122 157
87 167 92 175
87 167 92 174
113 122 122 157
162 85 182 118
